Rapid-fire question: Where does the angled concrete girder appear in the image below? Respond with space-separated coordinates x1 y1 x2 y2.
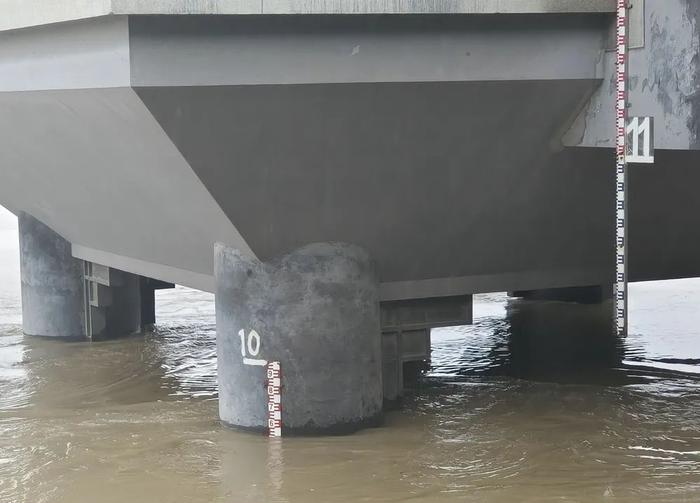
0 87 252 292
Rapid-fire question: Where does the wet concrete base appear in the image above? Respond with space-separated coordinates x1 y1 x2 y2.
221 412 383 437
215 242 383 433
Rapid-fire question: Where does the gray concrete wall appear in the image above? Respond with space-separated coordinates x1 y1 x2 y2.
18 212 85 337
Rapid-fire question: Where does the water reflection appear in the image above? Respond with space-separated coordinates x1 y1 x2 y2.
430 294 622 383
152 287 217 399
1 284 700 501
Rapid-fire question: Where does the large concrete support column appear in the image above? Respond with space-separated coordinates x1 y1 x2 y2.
215 242 382 434
18 212 85 337
19 212 143 340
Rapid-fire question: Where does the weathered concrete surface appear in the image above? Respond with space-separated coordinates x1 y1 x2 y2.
566 0 700 150
0 0 616 32
19 212 146 339
18 212 85 338
215 242 382 433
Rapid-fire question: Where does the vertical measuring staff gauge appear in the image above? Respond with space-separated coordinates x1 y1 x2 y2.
267 362 282 438
239 329 283 437
615 0 654 337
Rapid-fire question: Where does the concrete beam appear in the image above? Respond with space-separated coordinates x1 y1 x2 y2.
380 268 613 300
509 285 611 304
129 15 608 87
244 0 616 15
0 16 130 93
0 0 616 32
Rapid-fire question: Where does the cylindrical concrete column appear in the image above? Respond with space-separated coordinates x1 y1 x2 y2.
215 242 382 434
18 212 85 337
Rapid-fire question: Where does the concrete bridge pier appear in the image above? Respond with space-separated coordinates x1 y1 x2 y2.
19 212 143 340
19 212 85 338
215 242 383 434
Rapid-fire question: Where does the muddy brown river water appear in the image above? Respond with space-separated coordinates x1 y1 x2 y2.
2 280 700 502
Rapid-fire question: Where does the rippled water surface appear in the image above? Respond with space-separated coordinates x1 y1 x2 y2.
2 277 700 501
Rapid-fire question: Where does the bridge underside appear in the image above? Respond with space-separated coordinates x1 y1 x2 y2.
6 5 700 433
1 12 699 299
135 80 604 289
3 80 700 298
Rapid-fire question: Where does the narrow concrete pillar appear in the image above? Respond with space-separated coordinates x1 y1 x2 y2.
18 212 85 337
84 264 142 340
139 278 157 328
506 298 620 377
215 242 382 434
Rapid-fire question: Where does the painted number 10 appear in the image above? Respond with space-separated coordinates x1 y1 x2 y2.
239 329 266 366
